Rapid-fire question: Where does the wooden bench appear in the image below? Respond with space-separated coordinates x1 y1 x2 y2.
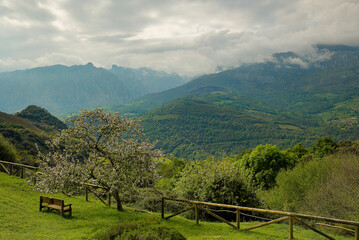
39 196 72 216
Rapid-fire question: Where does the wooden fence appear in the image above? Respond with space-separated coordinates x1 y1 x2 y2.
0 160 37 178
162 197 359 240
0 160 111 207
84 183 112 207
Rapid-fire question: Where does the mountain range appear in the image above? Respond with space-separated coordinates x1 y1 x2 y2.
129 44 359 158
114 45 359 116
1 44 358 160
0 63 188 116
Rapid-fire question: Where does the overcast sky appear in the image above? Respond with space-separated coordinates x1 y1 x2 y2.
0 0 358 76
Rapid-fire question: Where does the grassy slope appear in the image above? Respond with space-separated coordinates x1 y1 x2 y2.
0 172 353 240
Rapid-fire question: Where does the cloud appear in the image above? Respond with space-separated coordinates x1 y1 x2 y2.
0 0 358 75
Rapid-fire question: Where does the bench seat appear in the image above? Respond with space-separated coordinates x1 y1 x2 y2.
40 196 72 216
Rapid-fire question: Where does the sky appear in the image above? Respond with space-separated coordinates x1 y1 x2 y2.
0 0 359 76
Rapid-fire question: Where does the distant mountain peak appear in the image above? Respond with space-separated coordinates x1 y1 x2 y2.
315 44 359 52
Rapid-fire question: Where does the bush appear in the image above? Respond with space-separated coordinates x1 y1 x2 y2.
263 153 359 221
119 226 186 240
0 134 17 162
304 154 359 221
173 157 260 220
261 159 327 212
95 219 186 240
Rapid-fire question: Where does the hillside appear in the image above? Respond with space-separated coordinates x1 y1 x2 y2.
15 105 67 132
140 94 349 159
0 172 353 240
0 105 66 163
113 45 357 159
115 45 359 123
0 63 187 116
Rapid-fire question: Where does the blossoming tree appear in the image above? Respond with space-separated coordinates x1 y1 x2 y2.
31 109 161 211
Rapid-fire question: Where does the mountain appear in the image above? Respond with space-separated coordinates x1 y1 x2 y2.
119 45 359 159
115 45 359 122
0 63 188 116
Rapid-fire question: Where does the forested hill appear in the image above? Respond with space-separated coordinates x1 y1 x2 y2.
115 44 359 118
0 105 66 164
15 105 67 132
140 93 358 159
133 44 359 159
0 63 187 116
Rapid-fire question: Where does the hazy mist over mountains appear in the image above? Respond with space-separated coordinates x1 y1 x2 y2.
0 63 188 115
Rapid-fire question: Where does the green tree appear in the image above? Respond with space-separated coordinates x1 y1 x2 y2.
174 158 260 208
30 109 161 211
310 137 338 158
240 144 296 189
0 134 17 162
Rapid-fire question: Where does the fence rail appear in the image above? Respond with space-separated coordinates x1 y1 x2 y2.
0 160 37 178
84 183 112 207
162 196 359 240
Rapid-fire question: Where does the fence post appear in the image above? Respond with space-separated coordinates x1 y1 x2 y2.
10 164 13 175
236 209 241 230
108 193 111 206
289 216 293 240
161 197 165 219
355 225 358 240
21 168 24 178
85 186 88 201
195 204 199 225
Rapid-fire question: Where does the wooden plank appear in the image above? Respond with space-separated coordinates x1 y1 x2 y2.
0 163 10 175
316 223 355 233
242 216 289 231
165 205 195 220
0 160 37 170
198 205 236 229
163 197 359 227
292 216 335 240
289 216 293 240
87 187 108 206
195 204 199 225
12 167 21 176
236 209 240 230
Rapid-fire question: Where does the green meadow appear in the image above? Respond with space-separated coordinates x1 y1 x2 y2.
0 172 354 240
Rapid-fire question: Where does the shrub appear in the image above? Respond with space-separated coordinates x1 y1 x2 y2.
261 159 327 212
173 157 260 220
0 134 17 162
304 154 359 221
95 219 186 240
263 153 359 221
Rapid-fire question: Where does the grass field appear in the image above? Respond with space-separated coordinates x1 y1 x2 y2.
0 172 354 239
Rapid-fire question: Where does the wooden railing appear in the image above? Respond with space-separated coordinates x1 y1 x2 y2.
84 183 112 207
0 160 37 178
162 197 359 240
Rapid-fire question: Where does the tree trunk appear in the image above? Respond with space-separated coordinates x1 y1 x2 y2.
113 190 123 211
